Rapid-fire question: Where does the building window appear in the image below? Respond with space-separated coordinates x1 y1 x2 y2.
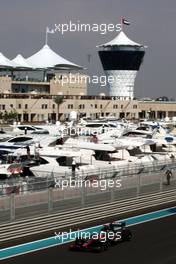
113 105 118 109
121 105 123 109
2 105 5 110
100 104 103 109
95 104 97 109
42 104 47 109
68 104 73 109
18 104 21 109
52 104 55 109
79 104 85 109
25 104 28 109
10 104 13 108
133 105 137 109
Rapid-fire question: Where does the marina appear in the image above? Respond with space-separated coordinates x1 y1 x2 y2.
0 119 176 224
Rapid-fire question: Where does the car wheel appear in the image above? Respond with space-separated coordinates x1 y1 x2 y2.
123 230 132 241
95 246 104 253
103 244 109 251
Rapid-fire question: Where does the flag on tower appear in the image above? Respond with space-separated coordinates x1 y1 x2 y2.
46 27 55 34
122 18 130 25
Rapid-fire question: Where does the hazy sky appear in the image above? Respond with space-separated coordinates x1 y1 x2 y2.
0 0 176 98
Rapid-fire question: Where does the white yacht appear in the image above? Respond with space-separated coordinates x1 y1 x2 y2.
27 141 174 179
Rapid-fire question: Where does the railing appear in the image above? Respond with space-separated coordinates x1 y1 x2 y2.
0 159 176 223
0 159 175 196
0 93 138 101
1 190 176 242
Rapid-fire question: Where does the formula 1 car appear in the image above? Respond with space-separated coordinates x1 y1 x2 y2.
101 222 132 244
69 222 132 253
69 236 109 253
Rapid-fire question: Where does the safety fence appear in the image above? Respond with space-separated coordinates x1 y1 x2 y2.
0 158 176 223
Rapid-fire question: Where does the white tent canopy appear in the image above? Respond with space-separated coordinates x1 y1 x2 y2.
26 44 83 70
97 31 145 47
0 52 18 68
11 54 34 69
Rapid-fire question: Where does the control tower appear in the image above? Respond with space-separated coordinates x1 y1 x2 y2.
98 30 146 99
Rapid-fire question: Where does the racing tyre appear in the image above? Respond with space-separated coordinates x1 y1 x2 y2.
122 230 132 241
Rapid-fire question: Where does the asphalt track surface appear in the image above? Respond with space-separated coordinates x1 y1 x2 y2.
1 214 176 264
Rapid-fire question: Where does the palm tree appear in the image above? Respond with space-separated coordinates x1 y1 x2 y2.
53 95 64 121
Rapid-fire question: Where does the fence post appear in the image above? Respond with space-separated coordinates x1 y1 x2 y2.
110 181 115 202
160 173 163 192
81 182 85 207
136 174 141 197
48 187 53 213
10 193 15 221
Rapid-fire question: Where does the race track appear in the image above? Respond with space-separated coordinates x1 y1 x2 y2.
1 214 176 264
